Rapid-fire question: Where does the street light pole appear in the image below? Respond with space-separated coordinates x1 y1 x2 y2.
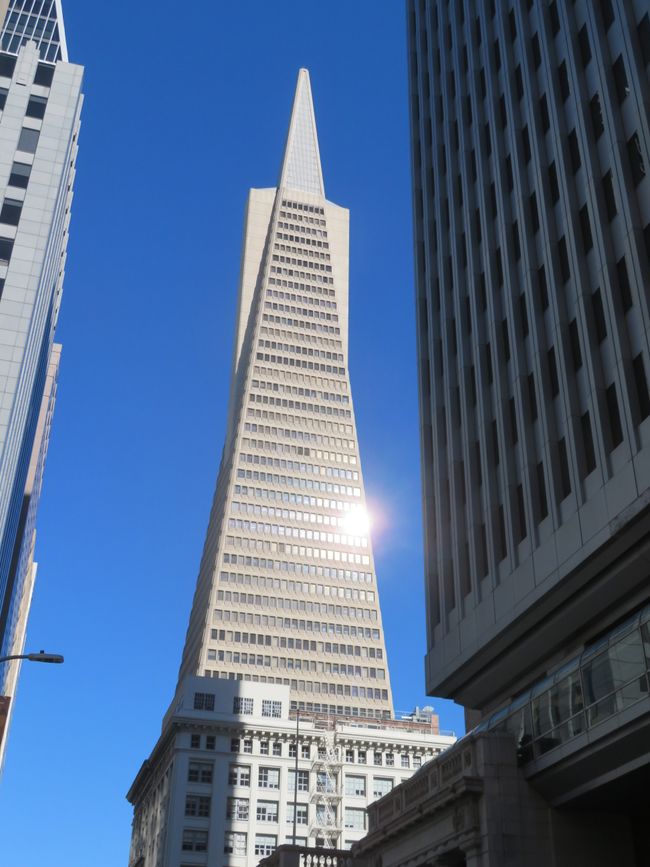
292 709 299 846
0 650 64 664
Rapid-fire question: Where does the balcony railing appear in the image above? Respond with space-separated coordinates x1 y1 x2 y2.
257 844 353 867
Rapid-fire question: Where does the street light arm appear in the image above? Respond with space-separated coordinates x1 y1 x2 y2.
0 651 64 664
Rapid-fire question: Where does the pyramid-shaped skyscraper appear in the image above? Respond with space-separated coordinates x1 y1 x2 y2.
177 69 393 721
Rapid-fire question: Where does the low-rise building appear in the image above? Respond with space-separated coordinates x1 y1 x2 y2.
126 679 455 867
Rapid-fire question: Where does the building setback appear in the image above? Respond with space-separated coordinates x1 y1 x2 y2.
127 69 455 866
0 0 83 761
351 0 650 864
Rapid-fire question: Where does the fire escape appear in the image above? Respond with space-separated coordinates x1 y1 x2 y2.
309 732 342 848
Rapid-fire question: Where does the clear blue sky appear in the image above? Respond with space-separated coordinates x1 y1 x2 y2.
0 2 465 864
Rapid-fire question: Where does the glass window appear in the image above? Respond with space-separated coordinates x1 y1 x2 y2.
224 831 247 855
8 162 30 189
17 128 39 154
187 761 213 784
228 764 251 786
344 808 366 830
286 803 308 825
583 629 648 725
0 55 16 79
193 691 215 711
34 63 54 87
185 794 211 817
372 777 393 800
344 774 366 797
254 835 277 857
0 198 22 227
256 800 279 822
182 829 208 852
234 696 254 714
258 767 280 789
26 95 47 119
262 699 282 717
226 796 249 820
288 769 309 792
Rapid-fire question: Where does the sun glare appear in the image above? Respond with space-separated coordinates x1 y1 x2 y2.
342 505 371 536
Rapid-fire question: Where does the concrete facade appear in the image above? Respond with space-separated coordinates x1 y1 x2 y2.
0 0 82 763
402 0 650 863
127 679 454 867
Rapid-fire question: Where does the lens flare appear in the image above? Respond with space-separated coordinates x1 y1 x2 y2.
342 505 371 536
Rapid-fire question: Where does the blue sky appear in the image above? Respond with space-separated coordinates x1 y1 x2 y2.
0 2 465 864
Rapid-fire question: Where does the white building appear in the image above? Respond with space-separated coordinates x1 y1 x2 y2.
127 679 455 867
127 67 456 867
0 0 83 761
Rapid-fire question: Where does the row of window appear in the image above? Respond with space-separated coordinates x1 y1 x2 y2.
246 406 353 437
239 452 359 481
260 322 343 353
270 265 334 286
218 575 374 612
276 219 326 238
243 422 354 450
274 242 330 262
263 312 340 338
255 349 345 377
212 616 380 643
211 629 382 661
225 535 372 567
276 231 329 251
231 501 363 531
236 468 360 497
227 518 368 550
250 382 349 405
273 253 332 274
218 573 375 602
249 391 352 420
258 338 344 363
219 561 374 586
0 55 55 88
268 274 334 297
210 647 385 680
207 669 389 702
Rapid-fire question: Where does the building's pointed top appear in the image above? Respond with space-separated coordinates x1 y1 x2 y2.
278 69 324 197
1 0 68 64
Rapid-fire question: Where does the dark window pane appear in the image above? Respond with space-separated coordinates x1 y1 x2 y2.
0 54 16 79
549 161 560 203
0 87 7 110
602 171 617 220
592 290 607 342
9 161 31 189
0 237 14 264
612 56 629 103
538 265 549 310
548 347 559 397
539 94 550 133
549 1 560 36
627 133 646 186
569 319 582 370
568 129 581 172
558 236 570 283
502 318 510 362
520 293 529 338
633 354 650 421
17 127 39 154
0 198 22 226
606 383 623 448
515 65 524 100
509 397 518 444
516 484 526 542
638 15 650 67
528 373 537 421
616 257 632 312
558 61 570 101
599 0 614 30
530 192 539 233
537 461 548 519
522 125 531 163
34 63 55 87
532 33 541 68
581 412 596 475
26 95 46 119
579 205 593 253
578 25 592 67
558 437 571 499
590 93 604 139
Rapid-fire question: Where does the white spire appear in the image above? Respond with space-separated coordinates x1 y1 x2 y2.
278 68 325 197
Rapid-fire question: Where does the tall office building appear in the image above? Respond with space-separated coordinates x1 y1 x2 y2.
0 0 83 758
127 70 455 867
375 0 650 863
177 69 393 721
